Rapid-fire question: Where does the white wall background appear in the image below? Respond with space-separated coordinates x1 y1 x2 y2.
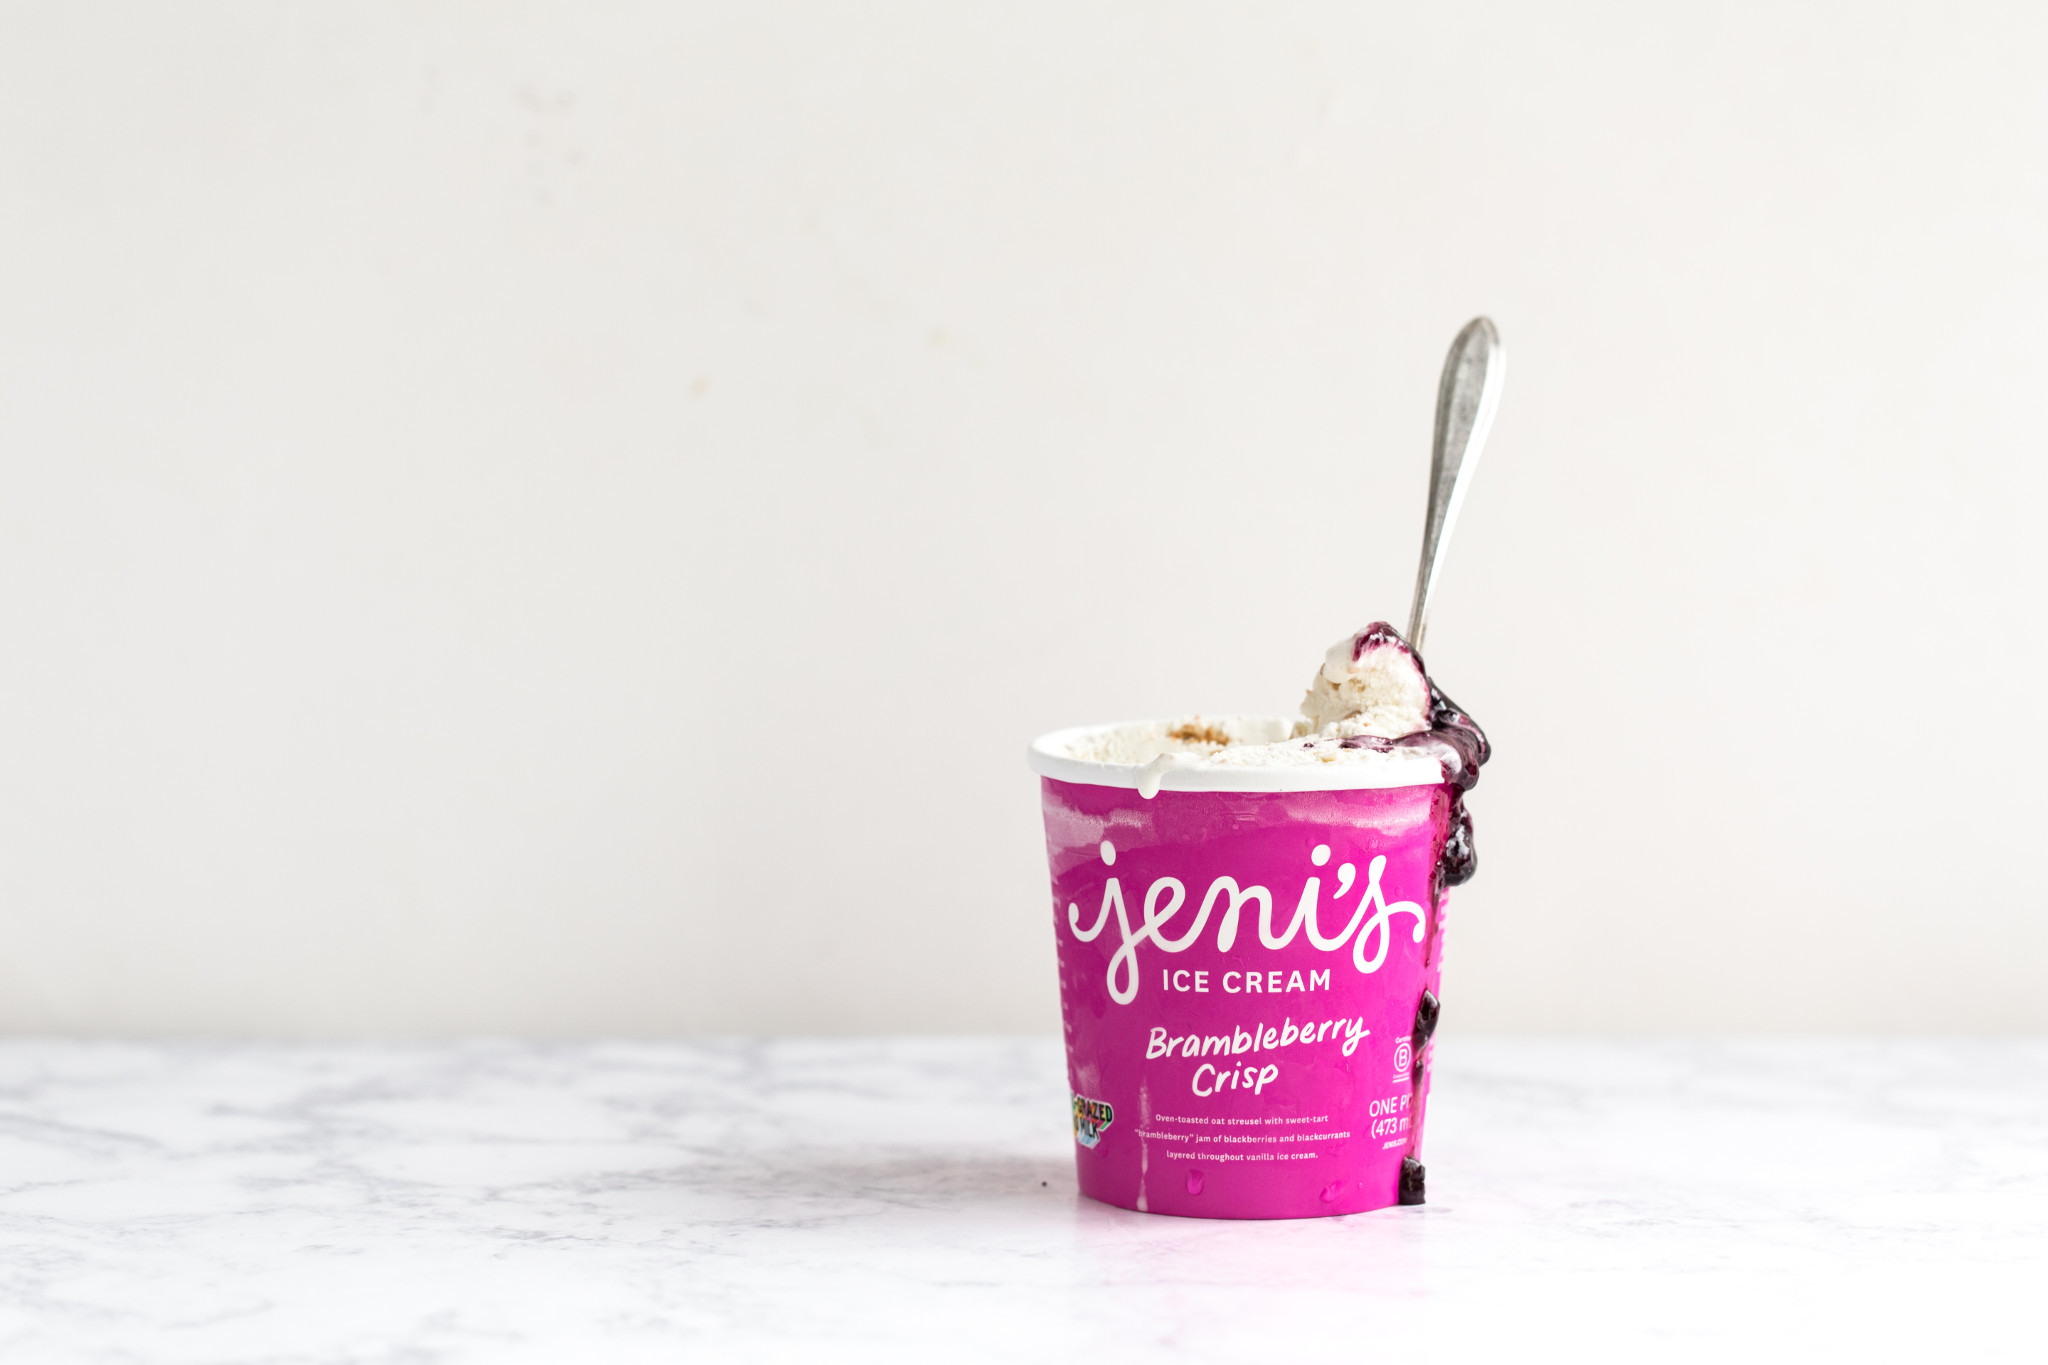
2 3 2043 1037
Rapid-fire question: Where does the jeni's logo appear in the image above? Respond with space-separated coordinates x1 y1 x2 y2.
1066 841 1425 1005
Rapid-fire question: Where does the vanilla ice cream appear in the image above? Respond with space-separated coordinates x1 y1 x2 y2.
1035 621 1490 879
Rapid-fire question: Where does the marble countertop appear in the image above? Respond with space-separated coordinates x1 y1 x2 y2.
0 1038 2041 1363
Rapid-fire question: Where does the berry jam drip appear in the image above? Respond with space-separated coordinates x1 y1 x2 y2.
1413 990 1441 1049
1408 988 1441 1087
1398 1155 1427 1206
1333 634 1490 892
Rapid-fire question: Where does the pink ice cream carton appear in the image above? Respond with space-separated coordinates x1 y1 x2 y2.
1029 650 1486 1219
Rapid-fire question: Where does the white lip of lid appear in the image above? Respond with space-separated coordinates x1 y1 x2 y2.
1026 717 1446 794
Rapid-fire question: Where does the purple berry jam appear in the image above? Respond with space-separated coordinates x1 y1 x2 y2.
1337 626 1491 893
1398 1155 1427 1206
1414 990 1441 1047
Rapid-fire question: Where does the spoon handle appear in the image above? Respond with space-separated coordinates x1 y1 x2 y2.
1406 317 1506 656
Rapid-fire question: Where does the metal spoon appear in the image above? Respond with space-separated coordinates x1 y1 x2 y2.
1406 317 1506 656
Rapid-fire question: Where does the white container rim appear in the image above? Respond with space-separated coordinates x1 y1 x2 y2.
1027 716 1447 795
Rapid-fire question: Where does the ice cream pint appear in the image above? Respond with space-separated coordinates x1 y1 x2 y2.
1028 624 1488 1219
